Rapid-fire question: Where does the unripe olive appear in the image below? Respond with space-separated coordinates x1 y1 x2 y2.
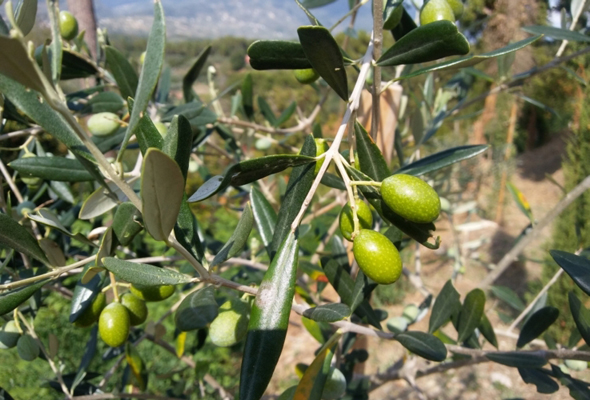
420 0 455 26
19 154 42 188
294 68 320 85
314 138 329 175
16 201 36 217
87 112 121 137
59 11 79 41
322 367 347 400
565 359 588 371
130 284 175 302
120 293 148 326
381 174 441 224
402 304 420 322
74 292 107 328
139 51 146 66
17 335 39 361
99 302 130 347
339 199 373 241
209 298 250 347
0 321 21 349
386 316 408 333
255 137 273 151
154 121 167 137
446 0 464 20
353 230 402 285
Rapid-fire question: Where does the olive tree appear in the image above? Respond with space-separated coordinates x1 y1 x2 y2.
1 0 590 399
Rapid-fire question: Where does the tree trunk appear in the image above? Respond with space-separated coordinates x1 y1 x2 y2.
66 0 97 60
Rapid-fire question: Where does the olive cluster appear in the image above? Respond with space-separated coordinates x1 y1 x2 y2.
75 284 174 347
339 174 441 285
420 0 464 25
0 320 40 362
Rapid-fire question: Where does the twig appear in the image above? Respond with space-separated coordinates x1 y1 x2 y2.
0 255 96 290
0 126 43 142
371 0 383 141
555 0 587 57
0 157 24 203
479 174 590 288
73 394 185 400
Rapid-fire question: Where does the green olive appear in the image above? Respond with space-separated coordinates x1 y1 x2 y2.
420 0 455 26
120 293 148 326
87 112 121 137
74 292 107 328
154 121 167 137
209 298 250 347
17 335 39 361
59 11 79 41
353 229 402 285
16 201 36 217
314 138 329 175
565 359 588 371
386 316 409 333
98 302 130 347
322 367 347 400
402 304 420 322
130 284 175 302
294 68 320 85
446 0 464 19
19 154 42 188
0 321 21 349
255 137 273 151
381 174 441 223
339 199 373 241
139 51 146 66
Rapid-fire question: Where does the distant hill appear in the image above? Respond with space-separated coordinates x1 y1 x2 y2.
91 0 372 39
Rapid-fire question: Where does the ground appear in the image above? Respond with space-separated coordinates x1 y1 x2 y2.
262 134 588 399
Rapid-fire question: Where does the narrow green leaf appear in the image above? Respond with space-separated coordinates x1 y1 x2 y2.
301 0 337 8
79 181 126 220
242 73 254 120
391 6 417 41
240 231 299 400
69 272 102 323
517 307 559 348
112 202 143 246
61 49 99 80
247 40 313 70
120 1 165 156
47 0 62 84
269 136 316 258
0 213 49 265
175 286 219 331
457 289 485 343
523 25 590 42
320 173 346 190
250 187 277 253
294 342 336 400
162 115 193 181
486 352 547 368
15 0 37 36
569 292 590 347
550 364 590 399
396 145 489 176
355 121 390 181
125 343 147 391
396 331 447 361
275 101 297 127
396 35 541 80
301 317 326 343
71 326 98 393
258 96 278 126
350 270 371 313
102 257 192 286
298 26 348 100
516 94 559 117
141 148 185 242
478 314 498 349
0 279 49 316
491 285 525 311
182 45 211 103
378 21 469 67
551 251 590 296
302 304 351 322
174 198 205 263
518 368 559 394
428 279 461 334
9 156 94 182
211 203 254 267
105 46 139 101
133 99 164 154
49 180 75 204
0 35 50 97
188 154 316 203
82 91 125 114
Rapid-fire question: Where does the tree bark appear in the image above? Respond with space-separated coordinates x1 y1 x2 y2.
66 0 97 60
